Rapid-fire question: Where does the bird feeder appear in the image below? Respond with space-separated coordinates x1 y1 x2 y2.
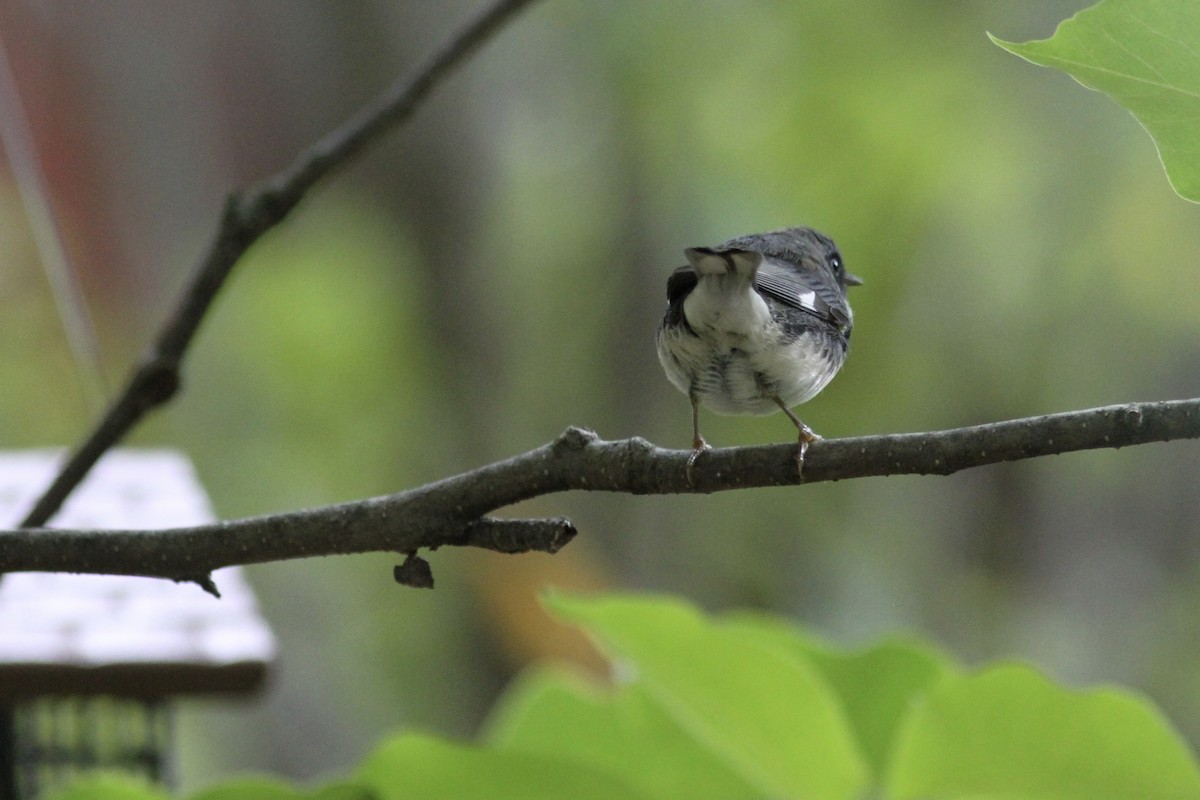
0 450 275 799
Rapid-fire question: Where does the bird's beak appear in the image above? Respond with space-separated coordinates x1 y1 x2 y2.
844 272 864 286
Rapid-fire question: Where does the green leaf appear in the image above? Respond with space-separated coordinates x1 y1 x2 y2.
721 613 956 781
800 637 955 779
485 667 762 799
546 592 869 800
356 732 647 800
992 0 1200 202
189 779 305 800
308 784 379 800
189 778 376 800
48 774 168 800
885 663 1200 799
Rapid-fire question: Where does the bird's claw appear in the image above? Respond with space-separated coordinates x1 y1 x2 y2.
796 427 821 480
686 437 711 486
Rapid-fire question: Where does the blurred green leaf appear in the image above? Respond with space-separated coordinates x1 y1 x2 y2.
49 774 167 800
546 592 869 800
189 779 305 800
356 732 646 800
885 663 1200 799
189 777 375 800
485 667 761 799
723 612 957 780
802 638 954 780
992 0 1200 201
307 784 378 800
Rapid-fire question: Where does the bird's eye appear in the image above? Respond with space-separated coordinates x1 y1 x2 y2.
830 254 843 273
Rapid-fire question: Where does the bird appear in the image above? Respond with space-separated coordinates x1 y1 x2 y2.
655 226 861 481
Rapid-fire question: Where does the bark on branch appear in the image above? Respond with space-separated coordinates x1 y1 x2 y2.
3 398 1196 593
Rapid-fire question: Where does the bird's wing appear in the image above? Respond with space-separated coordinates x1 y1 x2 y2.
754 260 851 329
665 265 698 304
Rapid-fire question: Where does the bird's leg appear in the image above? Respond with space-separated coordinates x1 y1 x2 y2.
686 393 710 485
773 397 820 479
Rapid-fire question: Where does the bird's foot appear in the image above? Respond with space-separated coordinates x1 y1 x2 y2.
686 436 711 486
796 425 820 480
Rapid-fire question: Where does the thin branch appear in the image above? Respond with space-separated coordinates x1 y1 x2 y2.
18 0 541 529
3 398 1197 591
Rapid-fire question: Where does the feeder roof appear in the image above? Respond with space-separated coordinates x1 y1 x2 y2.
0 450 275 699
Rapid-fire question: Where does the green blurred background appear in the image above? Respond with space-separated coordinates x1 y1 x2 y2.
3 0 1200 792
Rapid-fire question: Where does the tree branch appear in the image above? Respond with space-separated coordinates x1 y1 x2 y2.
3 398 1197 592
18 0 541 529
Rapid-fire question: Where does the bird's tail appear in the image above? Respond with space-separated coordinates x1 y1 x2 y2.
684 247 763 280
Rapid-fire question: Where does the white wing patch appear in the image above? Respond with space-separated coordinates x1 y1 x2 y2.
797 290 817 312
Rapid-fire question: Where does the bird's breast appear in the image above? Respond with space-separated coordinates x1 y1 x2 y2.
657 319 845 416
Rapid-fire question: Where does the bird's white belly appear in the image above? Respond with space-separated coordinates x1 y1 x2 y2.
656 327 839 416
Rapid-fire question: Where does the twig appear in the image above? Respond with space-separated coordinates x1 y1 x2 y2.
3 398 1197 593
18 0 541 529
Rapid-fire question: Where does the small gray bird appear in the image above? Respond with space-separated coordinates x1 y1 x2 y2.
655 227 861 480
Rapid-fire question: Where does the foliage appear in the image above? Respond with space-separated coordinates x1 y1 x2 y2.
993 0 1200 201
16 0 1200 796
45 774 166 800
51 592 1200 800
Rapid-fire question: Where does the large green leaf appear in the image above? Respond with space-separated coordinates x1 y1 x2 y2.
189 780 304 800
992 0 1200 201
720 614 955 782
189 778 376 800
723 613 957 781
800 638 955 780
546 592 869 800
48 775 168 800
485 667 762 799
356 732 647 800
885 663 1200 799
